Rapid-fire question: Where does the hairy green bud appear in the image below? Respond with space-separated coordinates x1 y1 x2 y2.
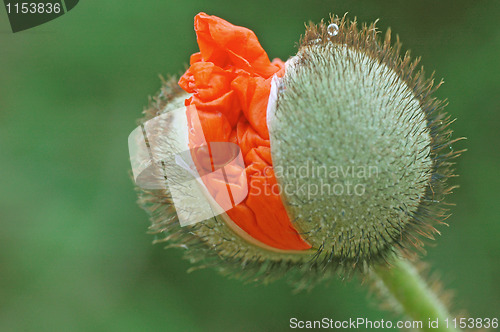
135 14 462 289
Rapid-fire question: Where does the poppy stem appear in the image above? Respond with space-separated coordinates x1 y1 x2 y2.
372 258 460 332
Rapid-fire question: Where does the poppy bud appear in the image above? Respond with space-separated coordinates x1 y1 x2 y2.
132 13 461 288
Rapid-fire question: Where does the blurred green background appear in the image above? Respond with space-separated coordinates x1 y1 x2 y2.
1 0 499 331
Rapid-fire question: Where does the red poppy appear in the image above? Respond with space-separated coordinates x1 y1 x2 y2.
179 13 310 251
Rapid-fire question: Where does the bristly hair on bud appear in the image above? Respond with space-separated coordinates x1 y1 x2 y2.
267 13 465 275
135 13 464 291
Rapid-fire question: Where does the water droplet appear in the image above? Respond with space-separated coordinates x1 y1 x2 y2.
327 23 339 37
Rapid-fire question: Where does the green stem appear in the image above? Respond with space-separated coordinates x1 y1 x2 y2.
372 258 459 332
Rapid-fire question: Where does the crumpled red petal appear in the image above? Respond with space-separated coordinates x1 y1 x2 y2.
179 13 310 251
